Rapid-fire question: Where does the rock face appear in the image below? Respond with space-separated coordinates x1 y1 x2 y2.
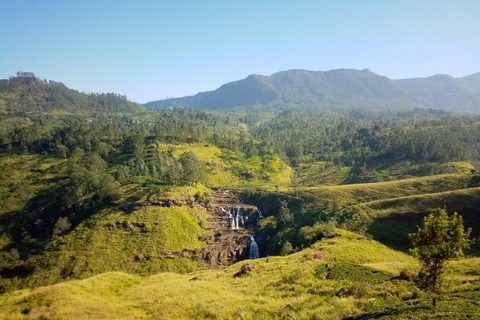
204 231 250 265
234 263 252 278
203 189 260 267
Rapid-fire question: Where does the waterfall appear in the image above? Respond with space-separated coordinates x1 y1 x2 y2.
249 235 260 260
234 207 240 229
256 208 264 225
257 208 264 219
227 206 243 230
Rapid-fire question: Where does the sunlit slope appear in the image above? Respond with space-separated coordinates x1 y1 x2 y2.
299 169 480 253
0 230 416 320
305 171 474 205
2 229 479 320
160 143 293 188
298 160 474 187
21 205 207 289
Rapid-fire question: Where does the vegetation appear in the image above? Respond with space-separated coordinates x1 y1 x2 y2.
1 230 480 320
145 69 480 113
410 208 472 306
1 73 480 318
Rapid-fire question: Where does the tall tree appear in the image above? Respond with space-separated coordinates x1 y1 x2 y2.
179 151 206 186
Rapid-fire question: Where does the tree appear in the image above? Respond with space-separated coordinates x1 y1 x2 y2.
167 158 183 191
409 208 471 306
279 200 293 224
179 151 205 186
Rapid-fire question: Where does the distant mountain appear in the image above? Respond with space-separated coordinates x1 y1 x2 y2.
145 69 480 112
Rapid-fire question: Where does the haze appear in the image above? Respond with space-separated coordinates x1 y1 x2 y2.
1 0 479 103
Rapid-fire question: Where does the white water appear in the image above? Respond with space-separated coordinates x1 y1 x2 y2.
257 208 264 219
249 235 260 259
227 206 243 230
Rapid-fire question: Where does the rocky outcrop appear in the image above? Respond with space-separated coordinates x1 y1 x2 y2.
204 231 250 265
202 189 260 267
234 263 252 278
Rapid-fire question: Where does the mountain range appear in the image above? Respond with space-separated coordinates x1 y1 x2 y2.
144 69 480 112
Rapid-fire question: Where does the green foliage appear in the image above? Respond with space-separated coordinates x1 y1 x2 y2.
298 220 336 246
179 151 206 186
410 208 472 296
279 200 293 224
0 76 146 113
193 191 211 204
53 217 71 236
315 263 393 284
280 241 293 256
67 152 121 203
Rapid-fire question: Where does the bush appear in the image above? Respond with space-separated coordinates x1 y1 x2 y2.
194 191 211 204
280 241 293 256
314 263 392 284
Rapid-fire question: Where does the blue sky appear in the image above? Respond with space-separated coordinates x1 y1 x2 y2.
1 0 480 103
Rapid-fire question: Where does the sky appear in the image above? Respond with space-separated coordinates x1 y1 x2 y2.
1 0 480 103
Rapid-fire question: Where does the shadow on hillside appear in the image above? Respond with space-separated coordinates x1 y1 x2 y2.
367 209 480 253
367 212 425 252
0 180 111 258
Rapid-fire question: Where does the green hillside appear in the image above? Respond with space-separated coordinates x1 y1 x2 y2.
1 230 479 320
1 74 480 319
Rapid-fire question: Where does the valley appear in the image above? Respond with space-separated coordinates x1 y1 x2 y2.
1 73 480 319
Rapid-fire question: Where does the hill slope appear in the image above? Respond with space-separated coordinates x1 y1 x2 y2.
145 69 480 112
1 230 480 320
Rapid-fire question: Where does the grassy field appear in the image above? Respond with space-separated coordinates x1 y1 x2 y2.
2 153 480 319
305 172 473 205
1 229 479 320
159 143 293 188
294 171 480 253
10 204 209 290
296 160 474 187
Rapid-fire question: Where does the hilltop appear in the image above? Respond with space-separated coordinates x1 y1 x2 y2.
0 75 146 114
145 69 480 113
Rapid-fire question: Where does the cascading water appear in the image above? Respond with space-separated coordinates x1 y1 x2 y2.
249 235 260 260
227 206 243 230
256 207 264 225
257 208 264 219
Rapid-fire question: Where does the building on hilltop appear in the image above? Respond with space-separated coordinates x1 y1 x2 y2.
17 71 36 78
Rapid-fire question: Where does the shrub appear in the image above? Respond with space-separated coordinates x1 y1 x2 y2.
314 263 392 284
280 241 293 256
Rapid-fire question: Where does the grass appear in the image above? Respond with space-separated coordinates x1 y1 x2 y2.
296 161 473 187
356 187 480 217
298 161 351 186
11 205 208 290
1 229 479 320
0 154 66 216
306 173 473 206
158 143 293 188
339 188 480 252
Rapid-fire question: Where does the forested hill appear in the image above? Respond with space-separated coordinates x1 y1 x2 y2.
145 69 480 112
0 75 146 113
